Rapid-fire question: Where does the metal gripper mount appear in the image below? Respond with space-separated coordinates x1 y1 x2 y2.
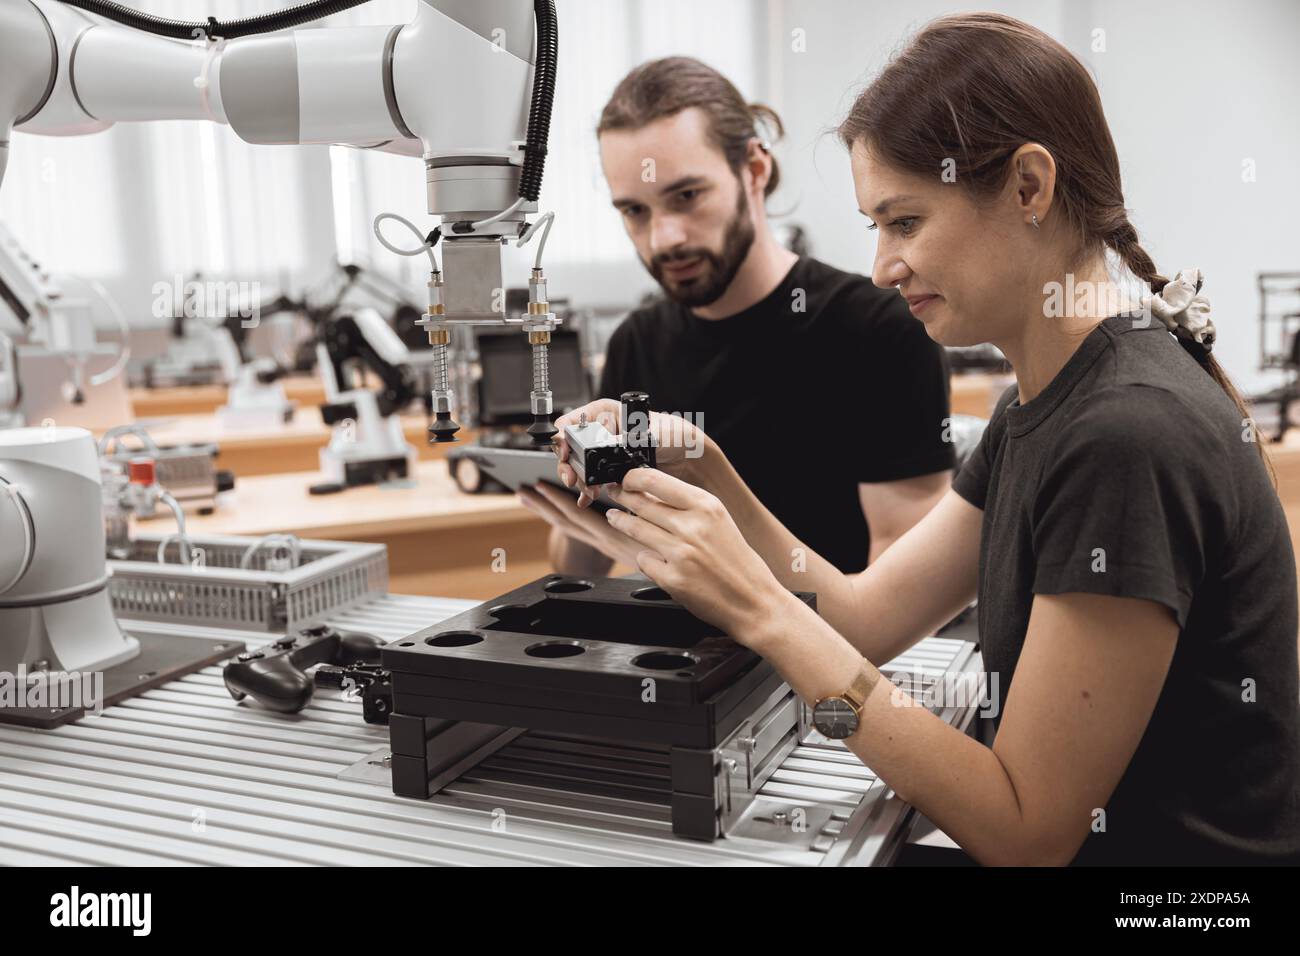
416 261 562 446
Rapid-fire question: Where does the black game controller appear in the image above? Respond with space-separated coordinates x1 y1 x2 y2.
223 624 385 714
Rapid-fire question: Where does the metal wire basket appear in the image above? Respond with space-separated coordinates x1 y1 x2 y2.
108 533 389 633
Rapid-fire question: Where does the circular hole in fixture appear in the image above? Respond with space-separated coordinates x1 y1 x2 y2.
426 631 484 648
544 579 593 594
525 640 586 659
634 652 699 671
631 586 672 601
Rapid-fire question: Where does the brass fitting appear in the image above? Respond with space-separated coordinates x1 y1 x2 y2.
427 271 445 316
528 266 549 315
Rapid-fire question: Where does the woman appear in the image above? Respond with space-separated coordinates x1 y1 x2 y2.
541 13 1300 866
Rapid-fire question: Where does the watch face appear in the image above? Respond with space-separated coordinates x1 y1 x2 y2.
813 696 859 739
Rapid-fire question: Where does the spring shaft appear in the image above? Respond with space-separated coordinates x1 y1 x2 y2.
433 342 450 392
531 342 549 393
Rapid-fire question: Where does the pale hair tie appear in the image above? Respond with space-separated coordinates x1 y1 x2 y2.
1143 267 1215 355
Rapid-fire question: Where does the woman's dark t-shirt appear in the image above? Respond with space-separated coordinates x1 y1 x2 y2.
953 313 1300 865
600 256 954 573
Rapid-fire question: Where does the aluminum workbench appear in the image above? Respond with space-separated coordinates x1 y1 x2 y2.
0 594 982 866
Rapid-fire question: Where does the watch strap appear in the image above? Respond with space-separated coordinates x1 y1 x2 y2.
842 664 879 713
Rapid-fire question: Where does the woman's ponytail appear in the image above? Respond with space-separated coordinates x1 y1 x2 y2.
1107 222 1275 484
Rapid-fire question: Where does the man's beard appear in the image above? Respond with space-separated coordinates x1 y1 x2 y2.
646 187 756 308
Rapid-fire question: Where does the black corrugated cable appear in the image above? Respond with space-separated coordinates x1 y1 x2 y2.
55 0 375 40
517 0 556 202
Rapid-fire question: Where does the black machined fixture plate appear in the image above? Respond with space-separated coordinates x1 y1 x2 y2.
0 631 244 730
382 575 815 748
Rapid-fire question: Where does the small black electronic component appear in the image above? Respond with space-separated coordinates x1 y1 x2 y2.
314 662 393 725
563 390 656 485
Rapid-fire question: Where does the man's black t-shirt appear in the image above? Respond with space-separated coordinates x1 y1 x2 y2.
599 256 954 572
953 313 1300 865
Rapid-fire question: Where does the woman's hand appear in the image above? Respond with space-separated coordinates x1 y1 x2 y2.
517 481 650 569
553 399 709 508
602 467 790 645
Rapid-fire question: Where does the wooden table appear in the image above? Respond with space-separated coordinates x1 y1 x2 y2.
120 413 474 478
950 373 1012 418
129 375 326 418
1265 431 1300 583
124 373 1297 620
124 372 1006 478
132 458 550 601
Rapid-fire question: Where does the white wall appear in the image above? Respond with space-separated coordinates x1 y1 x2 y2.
1080 0 1300 391
766 0 1300 390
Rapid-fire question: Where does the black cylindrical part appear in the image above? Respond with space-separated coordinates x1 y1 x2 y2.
621 391 651 449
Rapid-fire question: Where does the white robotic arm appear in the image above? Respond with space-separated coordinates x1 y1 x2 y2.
3 0 534 163
0 221 129 418
1 0 561 441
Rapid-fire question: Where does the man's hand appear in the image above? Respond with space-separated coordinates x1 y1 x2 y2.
518 481 651 570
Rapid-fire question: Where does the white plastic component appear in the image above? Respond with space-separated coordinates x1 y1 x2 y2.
393 1 531 161
0 223 126 410
0 0 54 140
0 221 61 336
295 26 401 144
211 324 243 382
31 293 95 355
352 306 413 368
218 359 294 430
13 1 110 136
0 335 17 424
0 426 141 674
0 474 35 593
0 424 103 483
315 321 416 484
76 28 228 124
318 387 416 485
39 588 141 672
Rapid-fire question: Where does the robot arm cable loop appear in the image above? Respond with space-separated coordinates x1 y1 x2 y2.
373 212 440 274
517 211 554 270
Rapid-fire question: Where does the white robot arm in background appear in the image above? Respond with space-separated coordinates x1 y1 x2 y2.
0 221 129 423
0 0 561 442
314 305 422 488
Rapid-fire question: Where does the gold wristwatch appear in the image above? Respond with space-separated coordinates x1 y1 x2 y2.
812 665 878 740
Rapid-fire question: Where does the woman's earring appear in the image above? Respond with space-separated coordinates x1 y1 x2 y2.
1031 214 1040 230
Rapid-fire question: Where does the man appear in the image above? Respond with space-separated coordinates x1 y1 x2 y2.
521 57 953 577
